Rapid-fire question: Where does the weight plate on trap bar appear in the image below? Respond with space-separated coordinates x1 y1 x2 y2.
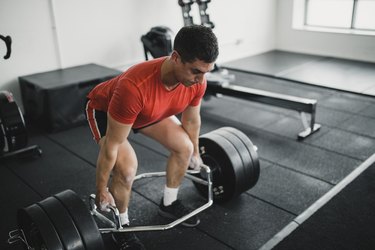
38 196 85 250
213 129 254 191
55 190 104 250
196 128 246 202
17 203 64 250
211 127 260 196
220 127 260 189
195 127 260 202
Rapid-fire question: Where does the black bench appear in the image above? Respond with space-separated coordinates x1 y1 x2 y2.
205 69 321 140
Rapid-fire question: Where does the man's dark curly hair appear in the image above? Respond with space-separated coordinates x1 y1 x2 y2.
173 25 219 63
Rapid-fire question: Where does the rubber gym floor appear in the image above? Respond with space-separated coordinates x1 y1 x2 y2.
1 50 375 250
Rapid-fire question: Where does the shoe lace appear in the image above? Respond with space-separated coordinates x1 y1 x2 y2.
119 240 131 249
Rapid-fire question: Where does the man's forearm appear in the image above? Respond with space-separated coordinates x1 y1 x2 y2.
96 141 118 192
182 115 201 155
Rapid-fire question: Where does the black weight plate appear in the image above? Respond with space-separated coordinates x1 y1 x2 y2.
195 137 227 199
213 128 252 194
198 136 235 201
55 189 104 250
38 196 85 250
198 130 244 201
220 127 260 188
17 203 64 250
207 132 245 197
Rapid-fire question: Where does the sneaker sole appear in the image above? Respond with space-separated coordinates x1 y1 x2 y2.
111 233 145 250
158 209 200 227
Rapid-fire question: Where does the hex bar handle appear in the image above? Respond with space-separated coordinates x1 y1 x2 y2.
90 164 213 233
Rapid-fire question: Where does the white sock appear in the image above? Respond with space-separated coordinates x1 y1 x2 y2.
163 185 179 206
119 209 129 226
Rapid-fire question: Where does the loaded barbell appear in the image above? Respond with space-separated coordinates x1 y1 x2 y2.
196 127 260 201
8 127 260 249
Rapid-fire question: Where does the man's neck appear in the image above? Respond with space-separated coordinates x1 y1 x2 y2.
160 57 179 90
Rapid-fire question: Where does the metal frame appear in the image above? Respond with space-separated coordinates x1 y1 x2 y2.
7 165 213 248
90 164 213 233
0 145 42 160
305 0 374 32
7 229 30 248
206 73 321 140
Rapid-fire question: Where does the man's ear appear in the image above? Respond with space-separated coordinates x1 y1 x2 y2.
170 50 180 62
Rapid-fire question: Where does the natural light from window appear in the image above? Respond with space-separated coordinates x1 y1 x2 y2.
306 0 353 28
355 1 375 30
293 0 375 35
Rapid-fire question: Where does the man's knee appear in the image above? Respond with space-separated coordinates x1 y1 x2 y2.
112 140 138 185
113 151 138 186
172 136 194 160
113 165 137 186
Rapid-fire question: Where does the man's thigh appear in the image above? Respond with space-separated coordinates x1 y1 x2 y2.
139 116 191 152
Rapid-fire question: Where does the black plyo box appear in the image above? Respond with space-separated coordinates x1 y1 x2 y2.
19 64 121 132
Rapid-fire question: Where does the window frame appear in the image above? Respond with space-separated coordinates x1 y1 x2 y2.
293 0 375 36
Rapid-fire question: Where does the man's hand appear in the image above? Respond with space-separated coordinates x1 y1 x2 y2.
96 188 116 212
189 154 203 171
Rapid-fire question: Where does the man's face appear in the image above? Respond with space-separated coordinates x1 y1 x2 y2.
174 53 215 87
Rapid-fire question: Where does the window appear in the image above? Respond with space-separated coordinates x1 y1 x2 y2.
293 0 375 35
355 1 375 30
306 0 354 29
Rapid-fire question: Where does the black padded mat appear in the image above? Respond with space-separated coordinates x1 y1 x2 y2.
282 58 375 94
222 50 375 96
222 50 326 77
2 60 375 249
0 168 41 250
274 161 375 250
310 129 375 161
135 177 295 250
338 114 375 138
103 190 233 250
248 164 332 215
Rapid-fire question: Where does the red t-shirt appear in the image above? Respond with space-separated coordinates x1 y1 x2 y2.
87 57 207 129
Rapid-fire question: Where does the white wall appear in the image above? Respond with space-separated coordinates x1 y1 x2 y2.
2 0 375 110
276 0 375 63
51 0 182 69
0 0 276 109
0 0 60 105
212 0 276 62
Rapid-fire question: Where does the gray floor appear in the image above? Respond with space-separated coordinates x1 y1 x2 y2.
222 50 375 96
2 53 375 249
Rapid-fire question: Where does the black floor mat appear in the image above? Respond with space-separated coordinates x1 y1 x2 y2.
274 160 375 250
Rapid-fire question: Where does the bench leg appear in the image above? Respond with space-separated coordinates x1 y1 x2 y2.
298 112 321 140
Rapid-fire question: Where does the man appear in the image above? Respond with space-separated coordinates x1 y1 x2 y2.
85 25 218 249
